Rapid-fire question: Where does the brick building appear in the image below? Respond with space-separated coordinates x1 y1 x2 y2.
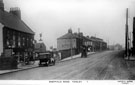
90 36 107 52
0 0 35 69
57 29 107 59
57 29 83 59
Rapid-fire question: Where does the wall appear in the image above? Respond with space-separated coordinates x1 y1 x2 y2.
57 39 76 51
60 49 76 59
0 23 3 57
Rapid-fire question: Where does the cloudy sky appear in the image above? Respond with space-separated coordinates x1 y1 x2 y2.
3 0 135 49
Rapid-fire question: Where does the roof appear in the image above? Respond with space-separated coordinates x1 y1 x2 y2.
90 36 104 42
57 33 79 39
81 36 92 41
0 10 35 34
34 43 46 53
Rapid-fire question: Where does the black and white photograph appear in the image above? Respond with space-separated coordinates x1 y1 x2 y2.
0 0 135 85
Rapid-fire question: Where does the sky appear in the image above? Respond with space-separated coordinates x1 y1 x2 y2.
3 0 135 49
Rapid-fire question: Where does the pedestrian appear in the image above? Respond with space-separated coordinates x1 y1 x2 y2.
81 45 84 58
84 46 87 58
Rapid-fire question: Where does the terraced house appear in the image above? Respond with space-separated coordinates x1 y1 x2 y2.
57 29 83 59
0 0 35 69
57 29 107 59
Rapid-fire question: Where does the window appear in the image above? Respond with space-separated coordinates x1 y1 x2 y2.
31 39 33 47
12 32 16 48
6 30 12 48
18 33 21 47
22 37 25 47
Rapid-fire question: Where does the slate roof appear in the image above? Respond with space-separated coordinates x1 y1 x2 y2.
0 10 34 34
57 31 106 44
90 36 104 42
80 36 92 41
57 32 94 42
57 33 79 39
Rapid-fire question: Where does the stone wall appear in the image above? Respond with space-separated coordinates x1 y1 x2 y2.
0 56 18 70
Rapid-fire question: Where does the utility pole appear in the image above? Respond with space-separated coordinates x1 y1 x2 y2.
78 28 80 53
133 17 135 56
129 32 132 49
125 8 129 59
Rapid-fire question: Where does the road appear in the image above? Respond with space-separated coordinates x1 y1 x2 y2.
0 50 132 80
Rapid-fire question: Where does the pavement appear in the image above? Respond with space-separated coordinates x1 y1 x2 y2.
0 52 95 75
61 52 95 61
0 61 39 75
124 55 135 79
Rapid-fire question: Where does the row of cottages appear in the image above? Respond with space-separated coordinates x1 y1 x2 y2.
57 29 107 59
79 35 107 52
79 35 93 52
90 36 107 52
0 0 35 69
108 44 123 50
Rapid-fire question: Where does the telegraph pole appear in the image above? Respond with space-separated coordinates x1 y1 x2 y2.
78 28 80 53
125 8 129 59
129 32 132 49
133 17 135 56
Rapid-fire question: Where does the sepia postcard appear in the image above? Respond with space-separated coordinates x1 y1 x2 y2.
0 0 135 85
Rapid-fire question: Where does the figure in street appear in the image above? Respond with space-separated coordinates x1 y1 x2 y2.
81 45 87 58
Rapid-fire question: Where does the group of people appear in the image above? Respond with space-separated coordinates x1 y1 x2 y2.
81 45 87 58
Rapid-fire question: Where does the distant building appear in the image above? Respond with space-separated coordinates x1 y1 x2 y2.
34 43 46 53
34 33 46 59
90 36 107 51
34 42 46 60
108 44 123 50
0 0 34 62
81 35 93 52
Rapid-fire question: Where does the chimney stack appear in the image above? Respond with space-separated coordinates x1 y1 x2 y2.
10 7 21 19
68 28 72 34
0 0 4 11
79 32 83 36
